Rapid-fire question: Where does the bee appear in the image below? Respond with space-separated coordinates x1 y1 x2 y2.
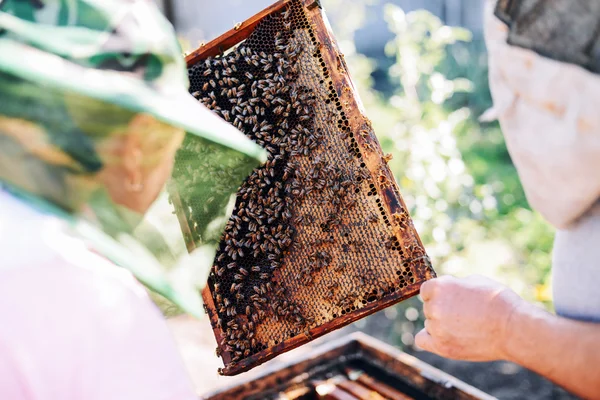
368 213 379 223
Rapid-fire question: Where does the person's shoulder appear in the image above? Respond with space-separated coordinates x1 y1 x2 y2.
0 190 165 355
0 192 197 400
0 188 151 311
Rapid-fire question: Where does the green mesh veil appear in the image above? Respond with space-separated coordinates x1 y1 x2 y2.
0 0 266 317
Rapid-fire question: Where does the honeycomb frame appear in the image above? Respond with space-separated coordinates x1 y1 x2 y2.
175 0 435 375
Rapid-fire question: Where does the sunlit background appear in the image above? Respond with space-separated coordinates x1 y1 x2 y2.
152 0 565 397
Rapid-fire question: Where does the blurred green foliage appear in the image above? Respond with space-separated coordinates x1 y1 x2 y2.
322 0 555 346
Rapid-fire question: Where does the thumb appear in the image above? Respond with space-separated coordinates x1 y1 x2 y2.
414 328 436 353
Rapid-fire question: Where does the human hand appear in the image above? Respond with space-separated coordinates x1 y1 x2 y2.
414 275 524 361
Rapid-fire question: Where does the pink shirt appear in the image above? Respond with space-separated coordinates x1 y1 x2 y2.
0 189 197 400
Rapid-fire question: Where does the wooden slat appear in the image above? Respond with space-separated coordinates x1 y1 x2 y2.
322 388 360 400
166 181 196 254
201 285 231 366
352 334 497 400
335 378 389 400
313 380 361 400
279 386 313 399
347 370 414 400
321 388 360 400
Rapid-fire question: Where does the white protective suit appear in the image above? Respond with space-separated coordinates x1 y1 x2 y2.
485 0 600 321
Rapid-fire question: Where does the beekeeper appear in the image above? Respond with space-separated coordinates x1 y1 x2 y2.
416 2 600 399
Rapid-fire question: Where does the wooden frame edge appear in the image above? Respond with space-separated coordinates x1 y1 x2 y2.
202 332 496 400
220 282 424 375
185 0 290 65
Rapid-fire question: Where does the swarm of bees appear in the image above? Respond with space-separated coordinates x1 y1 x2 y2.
182 0 433 375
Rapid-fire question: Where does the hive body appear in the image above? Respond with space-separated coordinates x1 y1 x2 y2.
174 0 435 375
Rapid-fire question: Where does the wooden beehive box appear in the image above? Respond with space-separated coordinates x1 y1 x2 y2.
201 332 496 400
170 0 436 375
